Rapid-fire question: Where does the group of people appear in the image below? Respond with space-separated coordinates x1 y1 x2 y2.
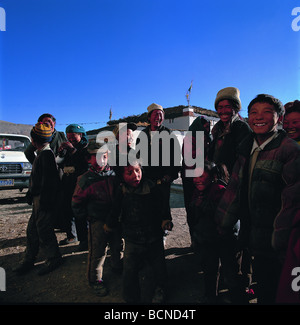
12 87 300 305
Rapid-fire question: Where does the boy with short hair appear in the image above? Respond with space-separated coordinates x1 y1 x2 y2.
14 122 62 276
72 141 122 296
105 158 173 303
216 94 300 304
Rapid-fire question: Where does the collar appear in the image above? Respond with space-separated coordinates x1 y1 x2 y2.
36 143 51 155
89 165 113 176
250 131 279 155
213 113 240 138
122 178 154 195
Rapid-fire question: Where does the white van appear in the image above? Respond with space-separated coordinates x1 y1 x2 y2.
0 134 32 191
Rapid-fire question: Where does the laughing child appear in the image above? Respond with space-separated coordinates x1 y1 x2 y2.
105 158 173 303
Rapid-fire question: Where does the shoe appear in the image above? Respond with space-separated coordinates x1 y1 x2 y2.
37 257 63 276
59 237 77 245
13 260 34 276
91 281 108 297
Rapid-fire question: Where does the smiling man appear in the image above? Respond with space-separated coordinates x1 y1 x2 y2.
208 87 252 174
216 94 300 304
136 103 180 222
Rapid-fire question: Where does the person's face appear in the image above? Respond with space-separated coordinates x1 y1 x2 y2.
41 117 55 132
67 132 82 146
119 129 134 148
89 152 108 172
149 110 164 128
248 102 280 144
123 163 142 187
283 111 300 140
216 100 235 125
193 171 211 192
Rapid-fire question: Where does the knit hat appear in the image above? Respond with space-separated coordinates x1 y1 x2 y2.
65 124 86 135
147 103 164 116
214 87 242 112
30 122 53 143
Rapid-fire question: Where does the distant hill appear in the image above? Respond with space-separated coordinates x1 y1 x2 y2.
0 120 33 137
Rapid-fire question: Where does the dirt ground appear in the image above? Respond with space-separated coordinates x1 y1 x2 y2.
0 186 254 307
0 186 208 305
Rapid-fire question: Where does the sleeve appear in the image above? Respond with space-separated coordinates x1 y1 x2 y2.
233 121 252 147
272 147 300 255
24 143 36 165
71 176 89 220
215 156 244 232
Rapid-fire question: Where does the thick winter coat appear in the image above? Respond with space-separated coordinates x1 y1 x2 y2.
72 167 116 222
107 178 170 244
208 115 252 174
216 130 300 259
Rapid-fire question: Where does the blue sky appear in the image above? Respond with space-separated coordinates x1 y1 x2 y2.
0 0 299 132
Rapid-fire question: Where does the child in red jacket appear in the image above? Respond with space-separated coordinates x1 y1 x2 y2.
72 141 122 297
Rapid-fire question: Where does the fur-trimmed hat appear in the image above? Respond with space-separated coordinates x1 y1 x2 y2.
147 103 164 116
214 87 242 112
30 122 53 143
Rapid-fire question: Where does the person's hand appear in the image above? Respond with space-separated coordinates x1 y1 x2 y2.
58 142 76 157
162 220 173 231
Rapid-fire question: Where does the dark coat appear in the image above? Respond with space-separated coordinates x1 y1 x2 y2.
190 182 226 245
208 116 252 174
29 146 61 209
107 178 170 244
136 125 180 182
216 130 300 259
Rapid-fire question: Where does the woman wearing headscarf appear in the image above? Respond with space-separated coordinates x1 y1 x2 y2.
57 124 89 251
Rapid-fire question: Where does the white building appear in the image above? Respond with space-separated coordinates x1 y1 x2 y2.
87 105 220 142
162 105 219 132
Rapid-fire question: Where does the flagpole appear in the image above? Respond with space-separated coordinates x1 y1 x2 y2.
186 80 193 107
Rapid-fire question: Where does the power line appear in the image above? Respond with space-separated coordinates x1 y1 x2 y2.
56 121 107 126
